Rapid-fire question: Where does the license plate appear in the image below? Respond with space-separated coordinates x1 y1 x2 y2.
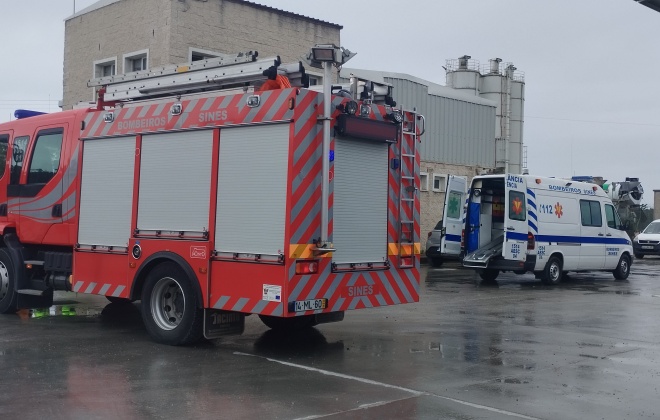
642 246 654 250
293 298 327 312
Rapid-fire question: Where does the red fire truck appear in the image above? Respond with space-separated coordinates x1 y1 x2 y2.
0 48 424 345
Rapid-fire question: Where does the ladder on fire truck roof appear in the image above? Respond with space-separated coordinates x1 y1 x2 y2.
87 50 308 102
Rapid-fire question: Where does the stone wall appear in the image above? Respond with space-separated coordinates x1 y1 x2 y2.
63 0 341 108
64 0 172 108
169 0 340 66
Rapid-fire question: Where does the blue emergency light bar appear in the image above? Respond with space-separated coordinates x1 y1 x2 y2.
14 109 47 119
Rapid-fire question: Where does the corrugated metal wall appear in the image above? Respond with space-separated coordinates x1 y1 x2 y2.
339 75 496 168
386 78 496 167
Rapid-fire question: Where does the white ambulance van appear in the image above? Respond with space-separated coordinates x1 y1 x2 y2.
462 174 633 284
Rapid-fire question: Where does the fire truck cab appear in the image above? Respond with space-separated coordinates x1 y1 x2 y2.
0 47 424 345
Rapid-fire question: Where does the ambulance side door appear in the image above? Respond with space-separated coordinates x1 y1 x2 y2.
578 199 606 270
503 176 527 261
441 175 467 257
604 203 627 269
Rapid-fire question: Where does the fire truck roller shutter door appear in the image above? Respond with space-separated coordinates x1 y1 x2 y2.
78 137 136 248
215 124 290 256
138 131 213 234
332 138 389 264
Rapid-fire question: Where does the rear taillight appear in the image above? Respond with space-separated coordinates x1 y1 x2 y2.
428 231 432 238
401 256 414 266
527 232 535 250
461 229 465 247
295 260 319 275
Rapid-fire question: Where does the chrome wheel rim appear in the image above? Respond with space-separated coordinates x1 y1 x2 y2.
150 277 185 331
0 261 9 300
550 263 560 282
621 259 629 275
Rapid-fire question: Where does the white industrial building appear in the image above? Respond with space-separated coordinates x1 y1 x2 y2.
63 0 526 250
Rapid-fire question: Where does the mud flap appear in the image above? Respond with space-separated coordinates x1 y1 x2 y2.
17 289 54 310
203 309 245 339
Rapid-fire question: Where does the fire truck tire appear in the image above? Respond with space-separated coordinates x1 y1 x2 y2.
0 248 18 314
258 314 316 331
141 262 203 345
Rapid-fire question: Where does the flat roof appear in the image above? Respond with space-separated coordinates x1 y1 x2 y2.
67 0 342 28
339 68 497 107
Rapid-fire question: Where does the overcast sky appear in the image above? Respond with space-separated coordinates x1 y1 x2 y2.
1 0 659 204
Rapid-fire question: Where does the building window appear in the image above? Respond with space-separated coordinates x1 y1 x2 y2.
93 57 117 78
308 76 321 86
123 49 149 73
420 172 429 192
432 174 446 192
189 47 223 62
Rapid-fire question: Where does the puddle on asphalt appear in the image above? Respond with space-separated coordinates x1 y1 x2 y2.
492 377 530 384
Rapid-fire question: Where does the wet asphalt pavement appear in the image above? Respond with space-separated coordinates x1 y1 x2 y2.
1 259 660 419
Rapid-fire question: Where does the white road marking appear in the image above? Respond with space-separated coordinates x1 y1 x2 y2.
291 397 417 420
234 351 540 420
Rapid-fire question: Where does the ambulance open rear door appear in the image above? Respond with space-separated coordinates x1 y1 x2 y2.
503 175 528 262
440 175 467 257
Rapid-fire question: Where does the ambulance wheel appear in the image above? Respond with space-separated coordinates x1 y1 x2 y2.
478 269 499 282
613 254 631 280
431 257 444 268
258 314 316 331
141 262 203 346
541 256 563 285
0 248 18 314
634 253 644 259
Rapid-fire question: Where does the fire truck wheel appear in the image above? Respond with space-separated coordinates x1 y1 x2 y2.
258 314 316 331
541 256 563 285
0 248 18 314
613 254 631 281
141 262 203 345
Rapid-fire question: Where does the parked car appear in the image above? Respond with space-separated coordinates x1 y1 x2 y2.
426 221 444 267
633 219 660 258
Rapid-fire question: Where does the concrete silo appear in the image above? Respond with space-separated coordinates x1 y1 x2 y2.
446 56 525 174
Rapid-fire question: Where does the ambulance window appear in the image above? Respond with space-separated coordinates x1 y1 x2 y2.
0 135 7 179
27 129 63 184
508 190 526 221
605 204 621 230
10 136 29 185
580 200 602 227
446 191 463 219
